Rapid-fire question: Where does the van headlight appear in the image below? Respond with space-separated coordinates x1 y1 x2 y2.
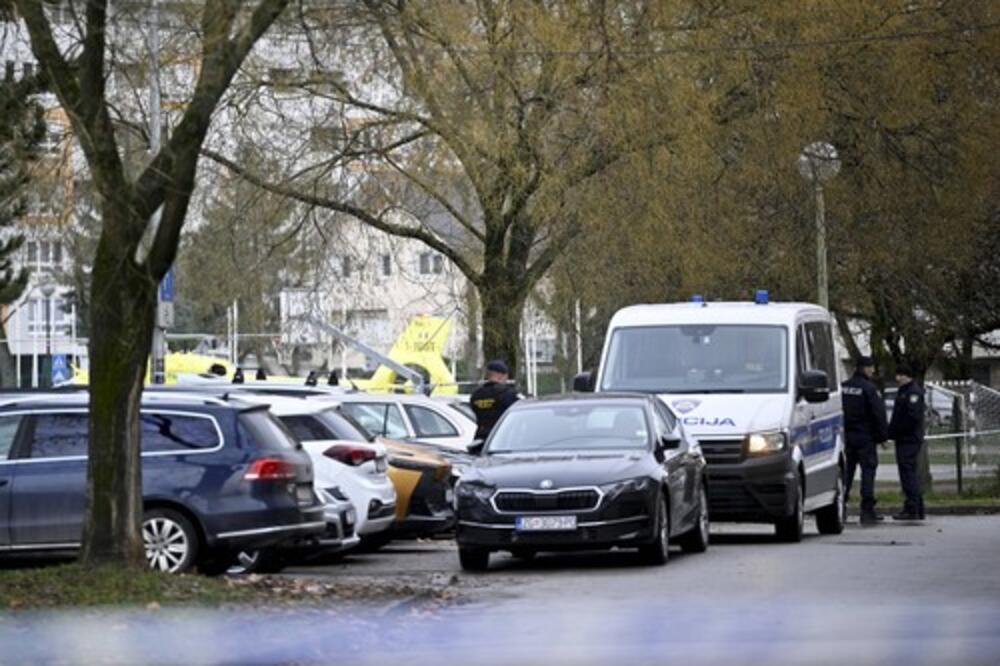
745 431 786 456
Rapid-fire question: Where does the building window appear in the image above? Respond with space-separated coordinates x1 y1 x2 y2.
22 62 34 80
341 256 352 278
381 254 392 276
24 240 64 272
26 296 71 337
419 252 444 275
5 61 14 82
309 126 345 153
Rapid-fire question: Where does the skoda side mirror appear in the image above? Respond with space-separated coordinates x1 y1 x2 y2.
573 371 594 393
799 369 830 403
659 435 682 451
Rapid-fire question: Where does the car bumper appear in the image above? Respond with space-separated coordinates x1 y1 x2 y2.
212 516 328 550
705 453 797 521
457 514 655 550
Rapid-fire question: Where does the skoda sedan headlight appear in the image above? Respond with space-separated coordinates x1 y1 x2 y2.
600 477 655 499
455 480 495 502
745 431 786 456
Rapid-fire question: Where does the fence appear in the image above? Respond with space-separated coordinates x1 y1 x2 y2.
877 381 1000 493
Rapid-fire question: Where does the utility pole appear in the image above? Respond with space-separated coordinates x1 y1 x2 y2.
798 142 841 311
148 0 169 384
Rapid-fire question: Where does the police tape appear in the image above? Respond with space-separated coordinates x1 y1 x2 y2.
924 428 1000 441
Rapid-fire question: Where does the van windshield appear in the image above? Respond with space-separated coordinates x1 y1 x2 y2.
600 325 788 393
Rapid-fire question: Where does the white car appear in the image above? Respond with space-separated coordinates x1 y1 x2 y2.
235 394 397 538
336 393 477 451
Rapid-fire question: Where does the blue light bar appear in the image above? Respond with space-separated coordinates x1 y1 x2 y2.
754 289 769 305
690 294 705 304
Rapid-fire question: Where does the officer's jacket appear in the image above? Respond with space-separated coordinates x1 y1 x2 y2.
841 371 889 444
888 380 925 442
469 380 519 440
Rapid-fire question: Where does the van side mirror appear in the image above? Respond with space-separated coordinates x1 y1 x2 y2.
659 435 682 450
573 371 594 393
467 440 485 456
799 369 830 403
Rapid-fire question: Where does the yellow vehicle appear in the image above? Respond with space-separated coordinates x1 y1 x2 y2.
68 352 234 386
381 439 454 535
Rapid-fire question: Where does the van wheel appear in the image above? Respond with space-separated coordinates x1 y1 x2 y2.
678 485 710 553
143 509 198 574
816 473 846 535
775 482 804 543
639 495 670 565
458 547 490 571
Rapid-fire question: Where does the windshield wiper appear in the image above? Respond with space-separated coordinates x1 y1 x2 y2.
666 388 747 394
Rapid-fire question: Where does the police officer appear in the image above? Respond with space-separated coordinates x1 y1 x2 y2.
888 362 925 520
841 356 889 524
469 360 519 441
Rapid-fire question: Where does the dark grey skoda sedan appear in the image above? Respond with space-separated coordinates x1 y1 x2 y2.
455 393 709 571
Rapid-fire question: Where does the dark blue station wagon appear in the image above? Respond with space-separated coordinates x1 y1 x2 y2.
0 393 325 573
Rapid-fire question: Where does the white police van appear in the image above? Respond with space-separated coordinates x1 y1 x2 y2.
578 292 846 541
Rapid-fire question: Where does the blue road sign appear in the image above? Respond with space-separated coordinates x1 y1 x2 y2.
159 267 175 302
51 354 71 385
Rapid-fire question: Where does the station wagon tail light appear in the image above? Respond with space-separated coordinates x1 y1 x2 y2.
324 444 377 467
244 458 297 480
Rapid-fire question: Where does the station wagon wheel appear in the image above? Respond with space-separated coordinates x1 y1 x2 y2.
143 509 198 574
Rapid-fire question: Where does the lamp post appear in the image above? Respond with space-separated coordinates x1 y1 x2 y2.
798 142 841 309
40 284 55 387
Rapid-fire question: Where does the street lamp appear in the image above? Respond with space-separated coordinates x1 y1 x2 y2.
798 142 841 309
40 283 55 356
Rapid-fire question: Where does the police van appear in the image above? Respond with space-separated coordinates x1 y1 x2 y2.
577 292 846 541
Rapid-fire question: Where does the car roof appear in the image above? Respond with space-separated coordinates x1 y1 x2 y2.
608 301 828 328
0 389 260 412
511 392 654 409
228 393 337 416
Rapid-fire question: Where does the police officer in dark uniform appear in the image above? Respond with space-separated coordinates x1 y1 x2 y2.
469 360 519 441
888 362 925 520
841 355 889 524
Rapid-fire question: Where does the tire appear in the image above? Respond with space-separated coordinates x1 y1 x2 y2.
458 547 490 572
143 509 199 574
228 548 287 575
198 549 237 576
678 485 710 553
815 471 846 535
775 480 804 543
639 495 670 565
510 548 537 561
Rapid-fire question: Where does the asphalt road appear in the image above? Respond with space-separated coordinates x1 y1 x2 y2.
3 515 999 665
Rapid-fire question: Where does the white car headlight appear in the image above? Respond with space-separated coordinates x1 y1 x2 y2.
745 431 786 455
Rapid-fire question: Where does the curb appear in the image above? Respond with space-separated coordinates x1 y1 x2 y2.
868 504 1000 516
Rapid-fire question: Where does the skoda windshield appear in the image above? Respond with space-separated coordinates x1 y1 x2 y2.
600 325 788 394
487 403 650 453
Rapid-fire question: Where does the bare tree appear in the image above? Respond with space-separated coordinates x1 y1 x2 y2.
8 0 289 568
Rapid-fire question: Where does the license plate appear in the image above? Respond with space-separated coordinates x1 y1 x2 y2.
296 485 315 506
515 515 577 531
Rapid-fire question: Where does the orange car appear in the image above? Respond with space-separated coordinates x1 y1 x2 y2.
381 439 455 537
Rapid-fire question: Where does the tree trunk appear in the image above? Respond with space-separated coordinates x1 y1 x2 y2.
80 236 157 569
0 318 18 388
479 283 527 381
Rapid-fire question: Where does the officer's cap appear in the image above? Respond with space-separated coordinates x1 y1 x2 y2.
486 359 509 375
895 362 914 377
856 355 875 369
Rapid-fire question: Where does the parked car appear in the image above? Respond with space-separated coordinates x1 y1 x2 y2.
337 393 477 451
455 393 709 571
885 386 953 429
229 486 359 574
233 394 397 539
159 386 456 543
0 392 326 574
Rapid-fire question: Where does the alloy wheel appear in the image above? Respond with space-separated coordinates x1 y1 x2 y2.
143 516 192 573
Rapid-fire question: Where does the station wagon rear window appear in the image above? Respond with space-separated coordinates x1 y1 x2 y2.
601 325 788 393
141 413 220 453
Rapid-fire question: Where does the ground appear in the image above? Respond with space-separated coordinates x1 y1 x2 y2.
2 514 999 665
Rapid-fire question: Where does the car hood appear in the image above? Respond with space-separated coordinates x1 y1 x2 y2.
381 438 451 470
659 393 789 438
466 450 649 489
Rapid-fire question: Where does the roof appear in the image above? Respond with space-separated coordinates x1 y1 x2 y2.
608 301 829 328
514 392 654 407
0 390 258 411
